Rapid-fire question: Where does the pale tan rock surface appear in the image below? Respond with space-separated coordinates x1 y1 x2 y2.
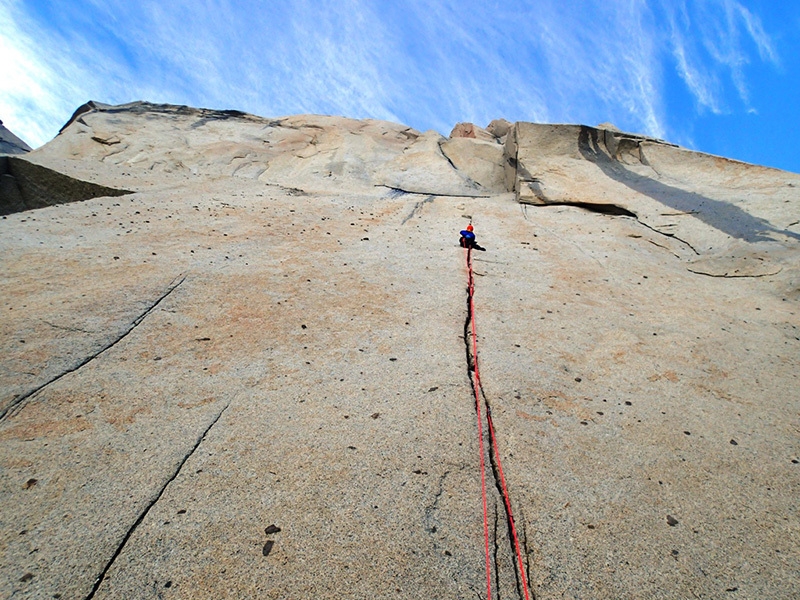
449 122 496 143
486 119 512 140
1 102 798 599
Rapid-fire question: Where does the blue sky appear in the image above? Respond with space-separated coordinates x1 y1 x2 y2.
2 0 798 173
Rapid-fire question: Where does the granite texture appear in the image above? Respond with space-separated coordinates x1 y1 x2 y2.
1 102 798 599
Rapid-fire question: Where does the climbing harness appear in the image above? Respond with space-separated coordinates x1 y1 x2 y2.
465 244 531 600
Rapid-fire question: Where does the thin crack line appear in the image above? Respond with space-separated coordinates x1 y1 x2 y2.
0 275 186 422
438 140 482 191
438 139 460 172
482 386 528 600
375 184 491 199
84 400 230 600
687 267 783 278
464 250 531 600
632 219 699 255
464 249 493 599
490 442 521 596
519 508 534 599
41 320 94 334
494 504 501 600
401 195 435 225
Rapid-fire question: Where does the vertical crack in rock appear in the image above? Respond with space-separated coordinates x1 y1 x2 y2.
438 139 481 190
493 505 502 600
84 400 230 600
438 140 461 173
519 508 533 594
424 469 450 537
0 275 186 422
463 248 533 600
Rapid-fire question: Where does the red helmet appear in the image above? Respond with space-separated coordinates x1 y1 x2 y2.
466 224 474 232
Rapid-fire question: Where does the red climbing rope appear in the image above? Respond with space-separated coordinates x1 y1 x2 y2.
466 246 531 600
467 246 493 600
487 411 531 600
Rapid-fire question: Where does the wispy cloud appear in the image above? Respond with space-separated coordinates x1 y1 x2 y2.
661 0 779 113
668 2 725 113
0 0 84 146
734 1 778 63
0 0 783 152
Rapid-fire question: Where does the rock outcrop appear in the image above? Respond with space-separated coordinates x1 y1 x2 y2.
1 101 798 599
0 155 130 215
0 120 32 155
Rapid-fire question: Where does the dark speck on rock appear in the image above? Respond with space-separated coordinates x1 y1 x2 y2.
575 377 582 382
625 401 632 406
666 515 679 527
730 439 738 445
389 357 397 361
177 509 186 515
371 412 380 419
265 524 281 535
726 587 739 592
684 431 691 435
262 540 275 557
301 324 307 329
19 573 34 583
428 386 438 392
164 581 172 588
24 478 37 489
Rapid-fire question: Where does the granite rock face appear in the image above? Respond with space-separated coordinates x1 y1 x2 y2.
0 120 32 155
1 101 799 599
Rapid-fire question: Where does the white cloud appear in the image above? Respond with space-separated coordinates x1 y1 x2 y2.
733 0 778 64
276 0 403 122
666 2 724 113
0 0 782 152
663 0 779 112
0 0 81 147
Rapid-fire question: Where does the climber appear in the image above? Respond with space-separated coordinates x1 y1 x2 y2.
459 223 485 251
